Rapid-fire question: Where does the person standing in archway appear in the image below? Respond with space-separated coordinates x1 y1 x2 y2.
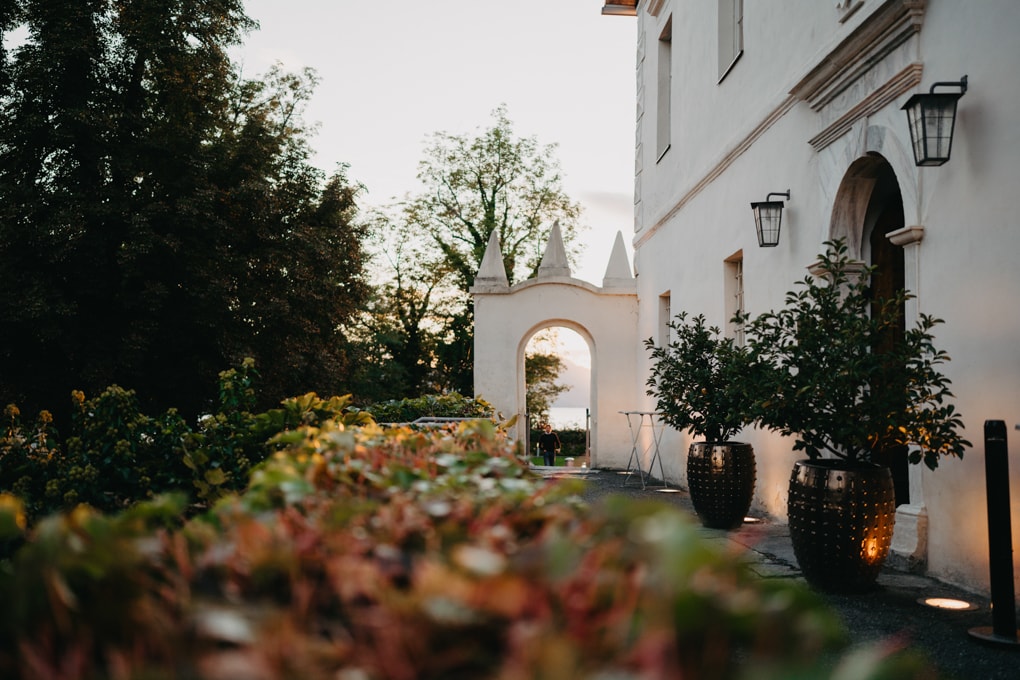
538 423 561 466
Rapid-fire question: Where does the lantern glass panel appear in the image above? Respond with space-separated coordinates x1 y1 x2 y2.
903 92 962 166
751 201 783 247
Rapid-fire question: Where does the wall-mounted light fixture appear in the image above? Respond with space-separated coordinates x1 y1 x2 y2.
751 190 790 247
902 75 968 167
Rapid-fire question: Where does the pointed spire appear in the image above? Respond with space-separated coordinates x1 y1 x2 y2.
602 231 635 289
538 221 571 278
473 229 509 291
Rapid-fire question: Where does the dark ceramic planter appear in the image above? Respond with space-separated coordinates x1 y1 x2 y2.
787 459 896 593
687 442 756 530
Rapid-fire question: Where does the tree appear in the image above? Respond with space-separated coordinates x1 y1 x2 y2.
401 105 584 393
350 210 455 401
409 104 583 290
0 1 370 424
525 351 570 424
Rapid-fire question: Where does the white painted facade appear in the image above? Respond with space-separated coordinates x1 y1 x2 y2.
613 0 1020 596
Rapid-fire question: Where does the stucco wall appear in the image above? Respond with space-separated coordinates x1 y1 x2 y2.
474 277 639 470
630 0 1020 596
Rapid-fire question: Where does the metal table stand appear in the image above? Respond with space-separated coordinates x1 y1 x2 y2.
619 411 668 489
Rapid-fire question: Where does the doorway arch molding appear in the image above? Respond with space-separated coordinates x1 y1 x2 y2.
472 227 639 468
822 120 921 256
826 147 930 568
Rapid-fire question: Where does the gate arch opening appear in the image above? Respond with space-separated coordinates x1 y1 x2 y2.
522 324 594 464
523 325 592 427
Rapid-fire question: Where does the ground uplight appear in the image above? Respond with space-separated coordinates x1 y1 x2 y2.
919 597 977 611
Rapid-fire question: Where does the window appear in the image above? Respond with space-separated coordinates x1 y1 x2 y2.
718 0 743 82
656 17 672 160
658 292 672 347
724 252 744 345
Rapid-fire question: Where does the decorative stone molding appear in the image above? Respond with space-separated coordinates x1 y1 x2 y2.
887 224 925 246
808 258 867 278
808 63 923 151
836 0 865 23
791 0 927 113
471 230 510 293
891 503 929 571
537 221 571 279
602 231 636 290
645 0 667 18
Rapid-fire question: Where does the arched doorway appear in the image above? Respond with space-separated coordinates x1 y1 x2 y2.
522 325 593 463
472 228 639 468
830 154 908 505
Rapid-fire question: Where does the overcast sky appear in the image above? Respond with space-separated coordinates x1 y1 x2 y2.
235 0 637 283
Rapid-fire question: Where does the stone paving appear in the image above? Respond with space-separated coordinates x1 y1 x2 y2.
539 465 1020 680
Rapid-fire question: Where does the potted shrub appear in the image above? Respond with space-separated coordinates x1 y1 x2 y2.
742 239 969 592
645 312 757 530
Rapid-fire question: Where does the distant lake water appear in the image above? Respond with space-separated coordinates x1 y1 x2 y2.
547 406 589 430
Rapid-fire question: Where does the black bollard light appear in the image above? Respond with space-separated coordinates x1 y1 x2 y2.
968 420 1020 647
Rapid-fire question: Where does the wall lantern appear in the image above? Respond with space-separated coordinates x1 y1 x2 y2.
751 190 790 247
901 75 968 167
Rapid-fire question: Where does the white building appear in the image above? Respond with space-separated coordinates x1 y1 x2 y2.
601 0 1020 597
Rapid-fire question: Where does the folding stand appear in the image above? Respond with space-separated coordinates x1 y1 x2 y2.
619 411 668 489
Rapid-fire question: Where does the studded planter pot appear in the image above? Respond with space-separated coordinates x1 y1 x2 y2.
787 459 896 593
687 442 756 530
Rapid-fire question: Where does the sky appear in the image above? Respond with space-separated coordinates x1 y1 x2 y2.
235 2 636 411
234 0 637 285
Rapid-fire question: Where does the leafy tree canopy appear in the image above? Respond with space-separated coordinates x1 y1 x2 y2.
364 106 584 395
525 350 570 424
0 0 370 424
408 104 584 290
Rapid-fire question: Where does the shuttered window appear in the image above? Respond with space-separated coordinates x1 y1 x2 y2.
656 17 672 159
718 0 743 82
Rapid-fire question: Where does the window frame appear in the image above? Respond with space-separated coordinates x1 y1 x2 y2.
724 252 745 346
717 0 744 83
656 16 672 161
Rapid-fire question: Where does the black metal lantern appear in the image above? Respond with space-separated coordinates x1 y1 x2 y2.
902 75 968 167
751 190 790 248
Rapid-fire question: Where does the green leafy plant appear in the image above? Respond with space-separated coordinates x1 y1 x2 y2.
0 416 936 678
184 359 270 503
61 386 187 511
742 239 969 469
2 358 378 521
645 312 755 442
0 405 61 521
364 392 494 424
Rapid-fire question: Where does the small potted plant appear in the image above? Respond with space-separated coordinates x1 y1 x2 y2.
645 312 757 530
742 239 969 592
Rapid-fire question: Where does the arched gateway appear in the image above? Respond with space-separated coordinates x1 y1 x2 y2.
471 224 638 468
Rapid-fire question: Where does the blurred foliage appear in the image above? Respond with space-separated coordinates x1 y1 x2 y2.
0 416 936 678
363 392 495 424
0 359 372 528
